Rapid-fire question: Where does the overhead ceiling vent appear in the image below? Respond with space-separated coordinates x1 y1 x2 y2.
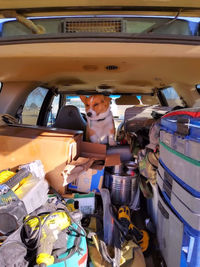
98 84 112 90
105 65 119 71
62 18 124 33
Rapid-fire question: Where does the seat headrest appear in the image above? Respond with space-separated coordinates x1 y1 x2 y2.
53 105 86 131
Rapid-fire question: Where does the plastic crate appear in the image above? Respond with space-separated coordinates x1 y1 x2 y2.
159 142 200 197
157 187 200 267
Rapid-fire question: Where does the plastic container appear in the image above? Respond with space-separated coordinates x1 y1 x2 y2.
161 118 200 140
157 165 200 232
157 187 200 267
15 175 49 214
160 130 200 161
159 142 200 197
19 160 45 180
161 108 200 141
157 162 200 214
157 189 183 267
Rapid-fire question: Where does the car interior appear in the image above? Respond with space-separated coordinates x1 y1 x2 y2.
0 1 200 267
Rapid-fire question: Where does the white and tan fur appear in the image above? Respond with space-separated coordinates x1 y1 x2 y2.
80 95 116 146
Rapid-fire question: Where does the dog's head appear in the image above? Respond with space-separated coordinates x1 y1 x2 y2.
80 95 111 120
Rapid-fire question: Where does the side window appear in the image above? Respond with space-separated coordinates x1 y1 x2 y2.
161 87 184 108
22 87 48 125
47 94 60 127
65 96 85 113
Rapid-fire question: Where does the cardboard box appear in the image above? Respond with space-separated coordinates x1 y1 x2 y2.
64 192 95 215
0 125 82 194
68 141 120 193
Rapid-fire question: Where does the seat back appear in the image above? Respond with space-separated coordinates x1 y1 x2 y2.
53 105 86 132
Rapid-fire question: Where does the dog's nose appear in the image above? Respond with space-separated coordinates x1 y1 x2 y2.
87 112 92 117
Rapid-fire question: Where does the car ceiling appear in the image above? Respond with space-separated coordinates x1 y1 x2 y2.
1 0 200 17
0 42 200 96
0 1 199 111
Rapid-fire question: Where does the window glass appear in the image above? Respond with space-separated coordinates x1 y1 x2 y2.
65 95 133 129
110 95 133 129
161 87 184 108
47 94 60 126
1 17 199 38
66 96 85 113
22 87 48 125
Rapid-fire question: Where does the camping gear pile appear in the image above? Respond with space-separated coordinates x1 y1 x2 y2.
1 105 183 267
0 156 148 267
0 161 87 267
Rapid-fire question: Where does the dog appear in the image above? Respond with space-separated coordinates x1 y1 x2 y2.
80 95 116 146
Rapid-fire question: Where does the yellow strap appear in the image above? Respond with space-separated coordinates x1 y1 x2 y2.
0 170 15 184
36 253 54 266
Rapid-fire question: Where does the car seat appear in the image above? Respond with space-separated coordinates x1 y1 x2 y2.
53 105 87 136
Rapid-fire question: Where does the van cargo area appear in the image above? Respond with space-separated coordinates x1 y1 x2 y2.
0 5 200 266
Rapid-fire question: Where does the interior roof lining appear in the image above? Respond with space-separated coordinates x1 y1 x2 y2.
56 90 155 96
0 6 198 13
2 11 199 18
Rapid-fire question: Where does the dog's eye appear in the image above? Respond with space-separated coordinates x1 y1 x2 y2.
86 104 89 107
94 103 99 107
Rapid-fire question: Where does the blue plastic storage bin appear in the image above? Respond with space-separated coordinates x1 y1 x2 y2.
157 187 200 267
160 108 200 141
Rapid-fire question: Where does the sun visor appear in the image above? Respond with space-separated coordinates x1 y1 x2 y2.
115 95 140 105
141 95 159 105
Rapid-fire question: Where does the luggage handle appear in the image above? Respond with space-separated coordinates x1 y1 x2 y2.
163 170 173 199
177 118 189 136
182 235 195 263
187 236 195 263
157 169 172 200
158 200 169 219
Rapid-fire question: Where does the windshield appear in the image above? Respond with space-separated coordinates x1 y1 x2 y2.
0 16 199 39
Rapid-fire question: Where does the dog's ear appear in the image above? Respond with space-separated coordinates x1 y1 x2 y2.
80 96 87 104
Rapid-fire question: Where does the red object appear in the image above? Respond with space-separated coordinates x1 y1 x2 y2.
78 251 88 266
163 110 200 118
131 171 135 176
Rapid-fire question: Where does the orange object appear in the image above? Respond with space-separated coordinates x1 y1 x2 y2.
0 125 82 194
